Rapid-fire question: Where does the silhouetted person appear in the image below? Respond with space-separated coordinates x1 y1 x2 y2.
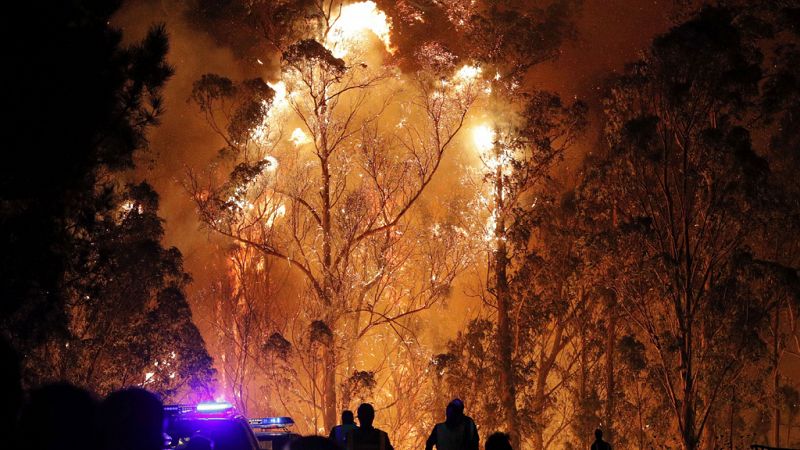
97 388 164 450
591 429 611 450
485 433 512 450
186 436 214 450
290 435 342 450
16 383 99 450
346 403 393 450
329 410 358 448
426 399 479 450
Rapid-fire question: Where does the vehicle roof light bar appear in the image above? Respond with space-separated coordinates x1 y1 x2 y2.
196 402 234 412
248 417 295 428
164 404 195 414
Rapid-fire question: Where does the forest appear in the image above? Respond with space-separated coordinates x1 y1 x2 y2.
3 1 800 449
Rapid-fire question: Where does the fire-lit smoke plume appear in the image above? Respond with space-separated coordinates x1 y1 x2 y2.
112 0 678 446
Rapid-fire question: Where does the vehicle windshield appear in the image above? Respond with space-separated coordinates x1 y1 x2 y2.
166 418 256 450
253 431 298 450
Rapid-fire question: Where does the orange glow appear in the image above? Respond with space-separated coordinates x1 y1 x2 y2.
455 65 482 83
326 1 394 58
262 155 279 171
289 127 311 147
472 124 495 153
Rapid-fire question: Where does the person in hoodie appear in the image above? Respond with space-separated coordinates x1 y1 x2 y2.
329 410 358 448
346 403 393 450
425 399 479 450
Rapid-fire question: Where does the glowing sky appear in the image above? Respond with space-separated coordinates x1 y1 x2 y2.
111 0 674 346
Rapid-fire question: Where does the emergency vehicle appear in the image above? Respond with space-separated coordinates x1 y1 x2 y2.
163 402 260 450
247 416 299 450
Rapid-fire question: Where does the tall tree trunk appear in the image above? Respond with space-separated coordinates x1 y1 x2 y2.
494 163 520 450
702 414 716 450
774 307 781 447
604 298 616 441
636 380 645 450
729 390 735 450
320 112 337 431
579 298 589 449
678 132 698 450
606 203 619 447
322 342 337 431
679 289 697 450
681 325 697 450
532 357 547 450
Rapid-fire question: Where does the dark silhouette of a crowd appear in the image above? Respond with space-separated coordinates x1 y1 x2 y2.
13 384 165 450
3 340 612 450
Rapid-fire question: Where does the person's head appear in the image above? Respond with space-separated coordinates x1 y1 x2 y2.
97 388 163 450
289 435 341 450
485 433 513 450
341 410 354 425
17 383 98 450
594 429 603 440
445 398 465 424
356 403 375 428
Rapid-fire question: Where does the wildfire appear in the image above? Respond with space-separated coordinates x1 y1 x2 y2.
484 209 498 243
268 81 289 112
263 155 279 172
326 1 394 58
455 65 482 83
472 123 513 175
289 127 311 147
450 64 489 96
252 81 292 144
120 200 142 215
472 124 495 153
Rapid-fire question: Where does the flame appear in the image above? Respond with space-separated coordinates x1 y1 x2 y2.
120 200 142 215
326 1 394 58
268 81 289 112
252 81 292 144
263 155 279 172
289 127 311 147
472 123 512 175
485 209 498 243
455 65 482 83
451 64 488 95
472 124 495 153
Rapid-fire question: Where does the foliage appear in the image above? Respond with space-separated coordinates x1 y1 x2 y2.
188 2 481 431
2 1 172 345
577 6 800 449
0 1 216 398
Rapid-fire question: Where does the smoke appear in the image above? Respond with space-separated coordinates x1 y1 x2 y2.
526 0 674 179
111 0 260 337
111 0 676 368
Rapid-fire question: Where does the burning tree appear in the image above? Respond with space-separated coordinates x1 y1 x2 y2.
464 92 585 450
443 2 584 447
187 1 480 431
195 242 280 415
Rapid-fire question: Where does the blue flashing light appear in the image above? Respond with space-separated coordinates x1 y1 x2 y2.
164 405 195 414
196 402 234 412
248 417 295 428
